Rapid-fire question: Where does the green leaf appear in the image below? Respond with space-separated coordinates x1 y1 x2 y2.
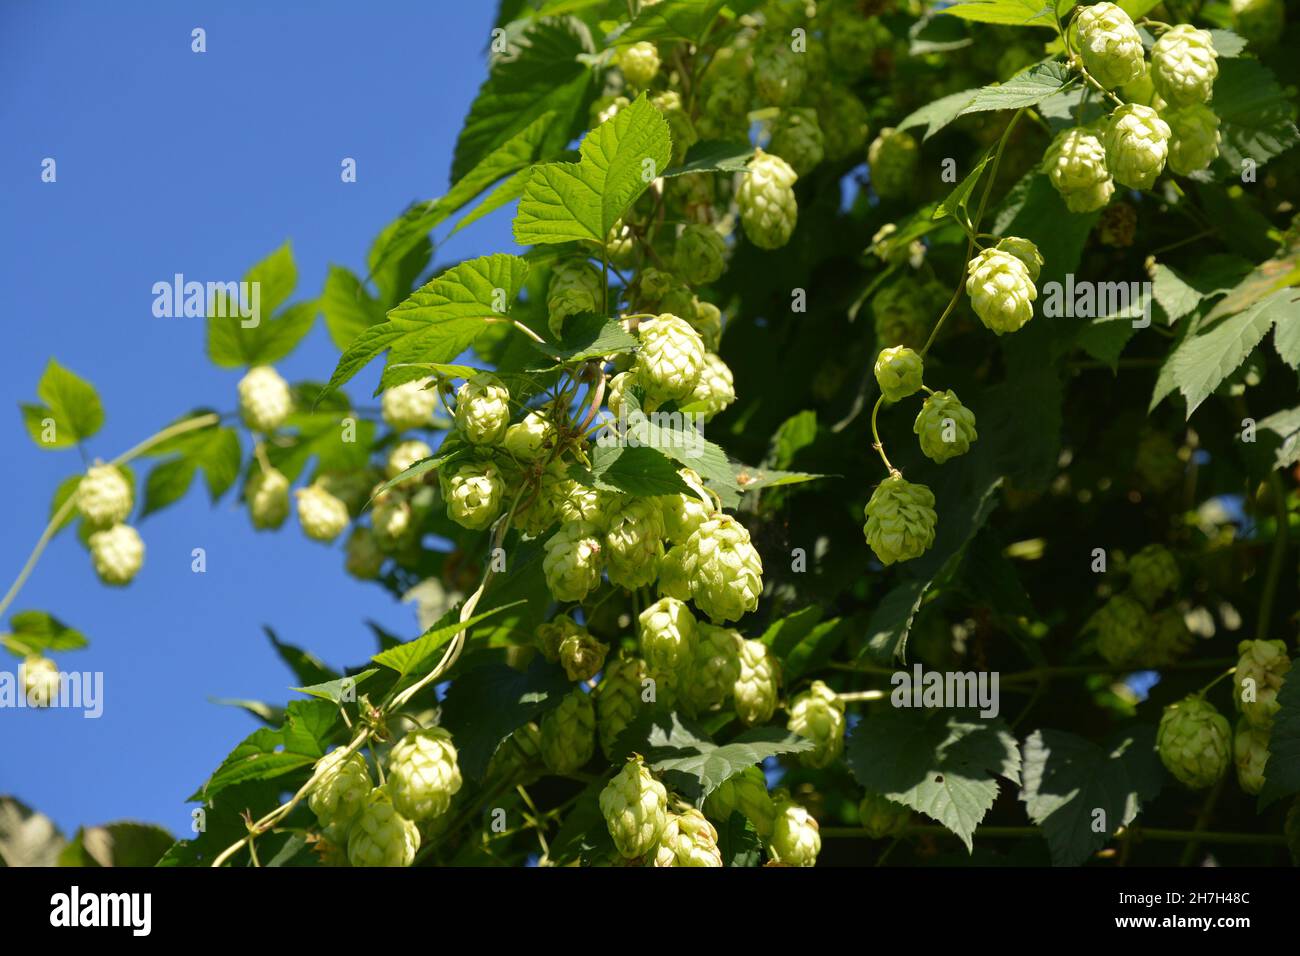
452 16 594 183
935 148 994 222
140 425 242 516
577 444 693 496
716 812 763 867
291 669 380 704
1151 262 1205 324
245 241 298 316
0 797 66 867
604 397 737 492
188 699 338 802
614 0 732 44
846 710 1022 852
21 359 105 449
450 167 535 236
769 409 817 469
940 0 1060 27
1258 664 1300 808
663 139 755 177
513 94 673 246
1019 726 1164 866
321 266 385 351
957 62 1072 116
209 697 286 725
371 602 523 680
265 627 339 687
534 313 639 362
650 727 814 806
58 822 175 868
323 254 530 399
2 610 87 658
1211 58 1299 173
206 244 315 368
898 88 983 141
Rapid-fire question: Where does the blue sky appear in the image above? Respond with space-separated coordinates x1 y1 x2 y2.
0 0 515 836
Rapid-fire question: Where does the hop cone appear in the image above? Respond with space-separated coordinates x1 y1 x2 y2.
1098 202 1138 248
639 596 697 689
1104 104 1171 190
345 527 385 580
1233 639 1291 728
308 748 372 829
1143 608 1195 668
599 754 669 859
247 466 290 530
1090 593 1153 667
295 484 349 542
1164 104 1221 176
540 689 596 774
863 476 937 565
502 411 555 462
386 439 432 480
454 372 510 446
681 623 743 716
605 495 667 590
652 90 698 165
662 470 712 543
684 515 765 624
691 299 723 352
381 377 439 431
752 38 806 106
1150 25 1218 108
535 613 586 662
872 279 943 351
704 765 775 837
734 638 780 725
88 523 145 585
347 789 419 868
557 480 617 526
387 727 463 821
1230 0 1284 48
827 9 882 77
769 108 825 176
737 149 799 250
654 809 723 867
767 793 821 866
597 657 648 758
636 314 706 403
859 792 911 840
543 521 604 603
1135 428 1182 492
1128 543 1180 608
516 461 571 538
547 260 604 339
874 346 924 404
686 353 737 421
1234 719 1270 796
995 236 1044 283
238 365 293 433
20 655 60 707
77 464 133 527
1042 126 1115 213
787 680 846 768
868 128 919 201
1157 695 1231 789
818 86 870 163
441 460 504 530
657 543 694 603
914 389 978 464
674 224 728 286
1075 2 1145 89
966 248 1037 334
615 41 660 88
606 219 637 269
559 630 609 683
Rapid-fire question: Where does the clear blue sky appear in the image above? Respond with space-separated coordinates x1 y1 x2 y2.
0 0 514 836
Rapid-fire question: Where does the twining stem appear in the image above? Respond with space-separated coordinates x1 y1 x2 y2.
1255 470 1288 642
0 412 221 623
870 396 896 475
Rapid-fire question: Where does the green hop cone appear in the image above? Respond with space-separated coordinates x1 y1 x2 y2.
1134 428 1182 492
535 613 585 662
606 219 637 270
1230 0 1284 48
872 280 944 351
858 792 911 840
20 655 60 707
605 495 667 590
295 484 349 542
1164 104 1221 176
636 313 707 403
737 149 799 250
733 638 780 726
387 727 463 821
914 389 978 464
247 466 290 530
638 596 697 686
237 365 293 433
701 69 752 139
558 482 617 525
440 460 504 531
502 411 555 462
1104 104 1171 190
543 521 605 603
487 721 543 782
651 90 698 165
371 486 412 549
1127 543 1181 608
516 461 571 538
599 754 669 860
308 748 372 829
684 352 737 421
454 372 510 446
1233 639 1291 728
547 259 604 340
1150 24 1218 108
769 107 825 177
559 630 609 683
596 656 648 758
1089 593 1152 667
347 789 419 868
673 224 728 286
657 543 693 602
662 470 712 543
654 809 723 867
994 236 1044 283
1074 2 1145 90
605 370 638 421
540 689 596 774
1233 719 1269 796
818 86 870 163
704 766 775 837
615 41 660 88
88 523 145 586
753 37 806 106
386 439 432 480
827 7 883 78
767 792 821 866
873 346 924 404
1157 695 1231 789
868 127 919 201
591 94 629 127
345 527 385 580
863 476 937 566
1142 608 1194 667
690 298 723 352
683 515 765 624
77 463 133 528
787 680 846 769
681 623 743 716
1042 126 1115 213
966 248 1037 334
381 377 439 431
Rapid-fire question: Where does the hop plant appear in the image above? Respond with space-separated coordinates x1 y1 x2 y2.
686 352 737 421
872 279 943 351
547 259 604 339
599 754 669 860
651 90 698 166
914 390 978 464
1074 3 1145 90
767 792 821 866
88 523 145 585
20 655 60 707
966 248 1037 335
704 765 775 837
381 377 439 431
654 809 723 867
1164 104 1221 176
1143 608 1195 668
817 86 870 163
874 346 924 403
681 515 764 624
77 464 133 527
638 596 697 683
1150 24 1218 108
345 527 385 579
1134 428 1183 492
662 471 713 543
995 236 1044 283
615 41 660 88
596 657 648 758
247 466 290 530
737 149 799 250
237 365 292 433
535 613 585 662
441 460 504 531
768 108 825 176
386 439 432 480
868 127 919 201
387 727 463 821
516 460 571 538
863 475 937 565
308 748 372 829
858 792 911 840
454 373 510 446
1157 695 1231 789
674 224 728 286
690 299 723 352
1089 594 1152 667
347 789 419 868
681 623 743 716
543 521 604 603
605 495 666 590
1233 639 1291 728
753 37 806 106
558 482 617 525
591 94 629 127
1230 0 1284 48
733 638 780 725
606 219 637 270
787 680 846 768
636 314 707 403
827 7 883 77
371 486 412 549
1234 719 1270 796
1127 543 1180 608
1104 104 1171 190
540 689 596 774
1042 126 1115 213
558 629 609 683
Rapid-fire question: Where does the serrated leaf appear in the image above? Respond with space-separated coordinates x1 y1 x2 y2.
321 265 385 352
579 444 694 496
513 94 672 245
663 139 755 177
613 0 732 44
188 699 339 802
21 359 105 449
140 424 242 516
601 400 737 491
1150 262 1204 324
940 0 1060 26
206 244 315 368
729 463 825 495
1211 58 1299 173
898 88 983 141
1258 665 1300 808
651 727 814 806
1019 726 1164 866
716 812 763 867
59 822 175 868
935 148 994 222
534 314 639 362
291 669 380 704
265 627 338 687
2 610 87 658
450 167 535 236
371 602 522 680
846 710 1022 852
957 62 1072 116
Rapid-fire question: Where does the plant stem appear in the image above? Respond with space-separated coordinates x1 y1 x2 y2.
1256 470 1288 642
869 396 896 475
